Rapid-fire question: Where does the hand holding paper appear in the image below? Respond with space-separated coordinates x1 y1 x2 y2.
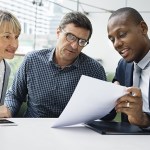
52 75 126 128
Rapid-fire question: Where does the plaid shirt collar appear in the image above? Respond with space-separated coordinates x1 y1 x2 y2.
48 48 81 68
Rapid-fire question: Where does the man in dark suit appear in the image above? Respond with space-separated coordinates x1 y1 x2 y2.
107 7 150 127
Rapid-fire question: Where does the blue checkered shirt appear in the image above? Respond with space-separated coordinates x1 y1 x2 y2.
5 48 106 117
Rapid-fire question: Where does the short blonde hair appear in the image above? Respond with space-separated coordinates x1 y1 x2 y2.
0 10 21 35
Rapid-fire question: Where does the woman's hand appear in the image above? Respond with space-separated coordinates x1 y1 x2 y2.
0 105 12 118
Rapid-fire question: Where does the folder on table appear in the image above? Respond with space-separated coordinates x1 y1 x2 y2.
0 119 17 126
85 120 150 135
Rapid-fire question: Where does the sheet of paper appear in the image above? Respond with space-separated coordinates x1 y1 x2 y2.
52 75 126 128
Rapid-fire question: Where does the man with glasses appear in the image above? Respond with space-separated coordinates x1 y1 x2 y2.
0 11 106 117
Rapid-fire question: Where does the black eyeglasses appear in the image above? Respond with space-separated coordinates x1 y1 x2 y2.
61 29 89 47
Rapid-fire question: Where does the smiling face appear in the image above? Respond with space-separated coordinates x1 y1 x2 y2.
0 21 20 61
55 23 90 67
107 13 150 63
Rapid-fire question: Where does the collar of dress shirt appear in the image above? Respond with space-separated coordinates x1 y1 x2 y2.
136 50 150 70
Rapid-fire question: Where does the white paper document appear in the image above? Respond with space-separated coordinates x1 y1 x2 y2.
52 75 126 128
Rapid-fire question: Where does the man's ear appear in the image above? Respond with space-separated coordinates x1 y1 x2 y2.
56 27 61 38
140 21 148 34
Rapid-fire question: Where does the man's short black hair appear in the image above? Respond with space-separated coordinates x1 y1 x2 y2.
109 7 144 25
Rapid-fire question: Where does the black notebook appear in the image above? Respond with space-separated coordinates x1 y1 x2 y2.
84 120 150 135
0 119 17 126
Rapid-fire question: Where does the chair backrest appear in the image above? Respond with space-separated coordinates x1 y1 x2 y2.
16 102 27 117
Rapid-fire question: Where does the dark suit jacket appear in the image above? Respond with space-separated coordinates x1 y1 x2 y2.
1 60 10 104
113 58 150 122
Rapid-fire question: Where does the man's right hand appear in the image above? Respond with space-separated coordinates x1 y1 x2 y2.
0 105 12 118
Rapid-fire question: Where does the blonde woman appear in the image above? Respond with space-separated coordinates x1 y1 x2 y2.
0 10 21 107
